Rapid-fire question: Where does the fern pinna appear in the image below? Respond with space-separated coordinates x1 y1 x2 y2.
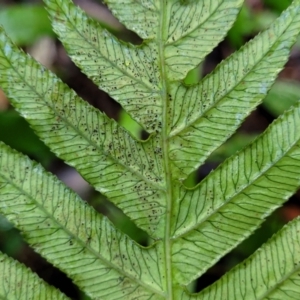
1 0 300 299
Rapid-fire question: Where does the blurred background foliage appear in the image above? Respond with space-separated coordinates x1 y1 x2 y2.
0 0 300 298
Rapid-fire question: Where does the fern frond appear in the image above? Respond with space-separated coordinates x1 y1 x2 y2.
0 0 300 299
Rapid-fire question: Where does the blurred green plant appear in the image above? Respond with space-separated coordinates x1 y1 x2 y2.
263 80 300 116
0 4 53 45
0 109 54 167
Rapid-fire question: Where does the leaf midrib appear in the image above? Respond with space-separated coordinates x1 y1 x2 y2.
159 1 174 299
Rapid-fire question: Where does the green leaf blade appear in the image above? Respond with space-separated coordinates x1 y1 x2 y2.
164 0 243 81
194 217 300 299
0 0 300 298
45 0 161 132
169 0 300 179
0 142 165 299
104 0 159 39
0 252 68 299
0 28 165 237
172 101 300 285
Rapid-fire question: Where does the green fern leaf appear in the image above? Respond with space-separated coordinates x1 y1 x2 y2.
0 0 300 299
172 101 300 284
0 25 165 237
0 252 68 299
0 142 163 298
168 3 300 179
187 216 300 299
